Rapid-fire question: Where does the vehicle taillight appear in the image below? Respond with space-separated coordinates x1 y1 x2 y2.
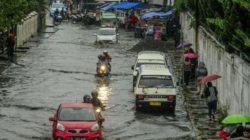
137 95 144 100
167 95 175 101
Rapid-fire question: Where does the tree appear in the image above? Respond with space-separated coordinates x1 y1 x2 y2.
0 0 28 28
0 0 46 29
174 0 250 60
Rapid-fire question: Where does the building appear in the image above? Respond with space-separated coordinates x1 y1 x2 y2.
148 0 174 6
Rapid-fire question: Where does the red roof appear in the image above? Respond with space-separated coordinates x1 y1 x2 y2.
60 102 93 108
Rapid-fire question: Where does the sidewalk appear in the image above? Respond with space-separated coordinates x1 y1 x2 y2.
0 13 56 74
169 48 222 140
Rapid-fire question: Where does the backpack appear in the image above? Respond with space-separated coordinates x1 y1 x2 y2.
206 87 217 102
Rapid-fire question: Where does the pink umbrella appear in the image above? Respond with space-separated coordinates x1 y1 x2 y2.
200 74 221 84
183 53 199 59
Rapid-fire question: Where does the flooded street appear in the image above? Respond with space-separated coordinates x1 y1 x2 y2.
0 23 194 140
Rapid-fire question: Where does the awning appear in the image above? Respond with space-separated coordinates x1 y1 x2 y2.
111 2 142 10
97 3 110 9
101 2 117 11
141 9 175 20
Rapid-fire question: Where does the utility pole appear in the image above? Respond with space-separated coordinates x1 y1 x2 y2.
195 0 199 53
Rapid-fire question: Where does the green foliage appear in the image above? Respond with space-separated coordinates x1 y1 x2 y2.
0 0 28 28
232 0 250 11
186 0 250 59
0 0 46 29
174 0 188 12
206 18 225 30
235 29 250 47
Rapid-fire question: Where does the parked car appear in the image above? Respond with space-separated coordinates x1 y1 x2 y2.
131 51 168 87
49 102 102 140
134 64 176 113
116 10 126 27
50 1 67 17
94 28 119 43
100 12 118 29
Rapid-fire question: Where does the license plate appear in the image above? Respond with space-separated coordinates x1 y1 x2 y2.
149 102 161 106
71 138 85 140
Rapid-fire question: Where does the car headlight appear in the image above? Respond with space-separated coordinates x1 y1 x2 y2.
91 123 100 132
100 65 106 71
56 123 65 131
96 108 101 113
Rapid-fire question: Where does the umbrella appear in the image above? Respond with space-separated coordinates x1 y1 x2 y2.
200 74 221 83
183 53 199 59
177 42 192 48
222 114 250 124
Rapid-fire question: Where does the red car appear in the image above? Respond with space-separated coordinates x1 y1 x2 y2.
49 102 102 140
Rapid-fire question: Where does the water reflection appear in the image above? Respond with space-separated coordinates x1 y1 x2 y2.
95 78 112 108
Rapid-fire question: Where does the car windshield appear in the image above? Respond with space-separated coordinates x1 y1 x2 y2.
52 3 64 9
139 75 174 88
59 107 96 121
98 29 116 35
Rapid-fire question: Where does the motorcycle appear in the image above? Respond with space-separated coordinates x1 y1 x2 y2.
54 14 63 25
95 107 105 127
96 62 110 77
71 13 84 23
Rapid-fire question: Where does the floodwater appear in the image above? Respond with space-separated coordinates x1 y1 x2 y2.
0 23 195 140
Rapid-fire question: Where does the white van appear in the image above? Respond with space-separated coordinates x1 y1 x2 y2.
131 51 167 86
134 64 176 112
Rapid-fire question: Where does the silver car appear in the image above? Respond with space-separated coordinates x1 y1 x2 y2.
94 28 119 43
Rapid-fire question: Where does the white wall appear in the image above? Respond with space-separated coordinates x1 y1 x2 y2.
149 0 164 6
16 12 38 47
180 12 250 115
167 0 175 6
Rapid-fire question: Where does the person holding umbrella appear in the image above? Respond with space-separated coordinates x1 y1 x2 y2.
204 82 218 121
183 58 192 86
196 62 208 96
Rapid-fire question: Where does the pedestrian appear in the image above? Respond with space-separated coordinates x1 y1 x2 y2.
0 32 4 54
195 62 208 96
90 89 104 110
124 12 129 31
184 45 194 54
6 31 15 58
230 125 244 138
190 57 198 80
183 58 191 86
204 82 218 121
218 127 230 140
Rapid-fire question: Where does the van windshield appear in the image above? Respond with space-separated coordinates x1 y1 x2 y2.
138 75 174 88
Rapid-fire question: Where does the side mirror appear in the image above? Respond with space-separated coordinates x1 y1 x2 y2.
116 33 119 36
49 116 56 121
131 65 134 70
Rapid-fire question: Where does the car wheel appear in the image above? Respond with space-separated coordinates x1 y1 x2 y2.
135 105 140 111
135 101 141 111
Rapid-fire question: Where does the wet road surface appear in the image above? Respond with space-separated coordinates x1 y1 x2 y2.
0 23 195 140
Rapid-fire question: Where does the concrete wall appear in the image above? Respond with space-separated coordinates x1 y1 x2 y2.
180 12 250 115
16 12 38 47
149 0 164 6
148 0 175 6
